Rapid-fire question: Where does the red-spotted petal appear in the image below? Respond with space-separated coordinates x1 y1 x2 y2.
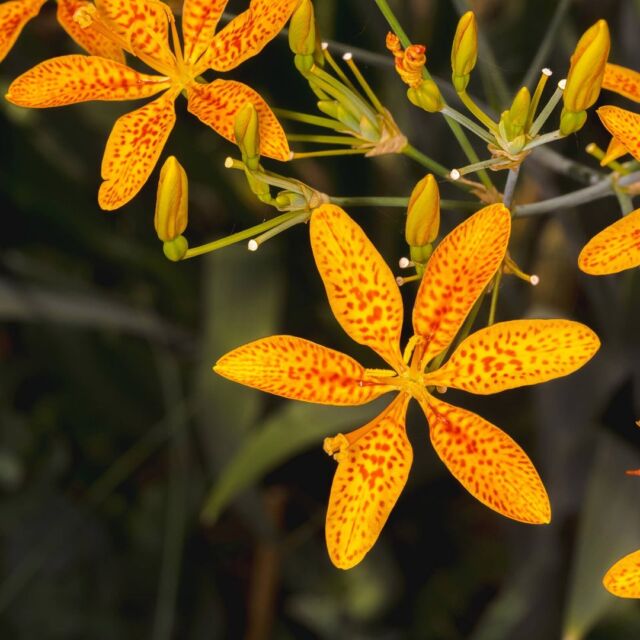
603 62 640 102
412 204 511 365
597 105 640 162
182 0 227 64
310 204 405 371
5 55 171 107
214 335 394 406
604 549 640 598
98 89 178 210
427 319 600 394
207 0 298 72
0 0 46 63
94 0 174 72
186 79 290 161
422 395 550 524
56 0 124 62
325 393 412 569
578 207 640 275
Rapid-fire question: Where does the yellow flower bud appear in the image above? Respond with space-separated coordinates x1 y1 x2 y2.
234 102 261 170
451 11 478 92
289 0 316 57
562 19 610 134
405 173 440 247
154 156 188 243
407 79 444 113
498 87 531 151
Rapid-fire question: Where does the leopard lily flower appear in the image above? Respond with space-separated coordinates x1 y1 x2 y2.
0 0 123 63
578 63 640 275
5 0 296 209
214 204 600 569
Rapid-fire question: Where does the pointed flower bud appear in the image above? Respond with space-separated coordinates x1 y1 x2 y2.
234 102 261 170
289 0 316 56
498 87 531 152
561 19 610 135
154 156 188 243
405 174 440 247
451 11 478 92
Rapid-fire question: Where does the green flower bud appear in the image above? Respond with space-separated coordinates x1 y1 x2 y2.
154 156 188 243
451 11 477 92
289 0 316 56
163 236 188 262
234 102 260 170
407 79 444 113
405 174 440 247
559 108 587 135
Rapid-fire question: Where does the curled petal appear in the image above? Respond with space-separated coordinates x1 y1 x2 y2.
207 0 299 72
187 79 290 161
427 319 600 394
214 335 393 406
5 55 171 107
597 105 640 161
94 0 173 71
99 90 178 210
603 62 640 102
325 394 412 569
310 205 405 370
182 0 227 64
0 0 46 63
56 0 124 62
413 204 511 365
603 549 640 598
422 395 550 524
579 207 640 275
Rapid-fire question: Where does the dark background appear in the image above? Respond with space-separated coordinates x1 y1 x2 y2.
2 0 640 638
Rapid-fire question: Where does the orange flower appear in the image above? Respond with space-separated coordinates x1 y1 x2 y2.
0 0 123 63
5 0 295 209
215 204 600 569
604 549 640 598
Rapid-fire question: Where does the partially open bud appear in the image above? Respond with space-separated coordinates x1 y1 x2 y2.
405 174 440 247
451 11 478 92
289 0 318 73
407 79 444 113
561 19 610 135
498 87 531 153
234 102 260 170
154 156 188 243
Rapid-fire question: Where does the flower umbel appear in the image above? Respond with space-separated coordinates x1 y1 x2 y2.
5 0 296 210
214 204 600 569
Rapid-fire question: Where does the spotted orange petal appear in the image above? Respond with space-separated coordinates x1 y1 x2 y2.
422 395 550 524
94 0 173 71
578 207 640 275
597 105 640 161
600 135 627 166
182 0 227 65
98 89 178 210
56 0 124 62
310 204 405 371
207 0 298 72
0 0 46 63
5 55 171 107
427 319 600 394
603 62 640 102
412 204 511 365
325 393 412 569
603 549 640 598
214 335 394 406
186 79 290 161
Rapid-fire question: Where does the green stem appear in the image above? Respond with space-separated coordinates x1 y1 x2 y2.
458 90 498 132
183 212 299 259
441 105 496 144
274 108 345 131
402 144 450 179
292 148 367 159
287 134 365 146
487 268 503 326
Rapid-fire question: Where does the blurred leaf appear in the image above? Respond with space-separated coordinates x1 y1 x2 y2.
563 430 640 640
201 398 386 523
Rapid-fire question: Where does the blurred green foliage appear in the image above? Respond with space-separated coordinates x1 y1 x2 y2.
2 1 640 638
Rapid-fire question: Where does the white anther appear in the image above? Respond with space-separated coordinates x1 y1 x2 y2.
436 386 448 394
224 157 234 168
342 52 353 61
450 169 461 181
248 239 259 252
530 274 540 286
399 257 412 269
321 41 329 50
396 276 405 286
558 78 567 90
542 68 552 77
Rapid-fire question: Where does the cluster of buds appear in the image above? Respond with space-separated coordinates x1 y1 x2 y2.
398 174 440 284
386 33 443 113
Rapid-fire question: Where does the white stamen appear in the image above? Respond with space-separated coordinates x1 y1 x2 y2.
398 257 412 269
342 52 353 61
396 276 405 286
530 274 540 286
321 41 329 50
450 169 461 181
224 157 234 169
542 68 552 77
558 78 567 90
248 239 259 252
